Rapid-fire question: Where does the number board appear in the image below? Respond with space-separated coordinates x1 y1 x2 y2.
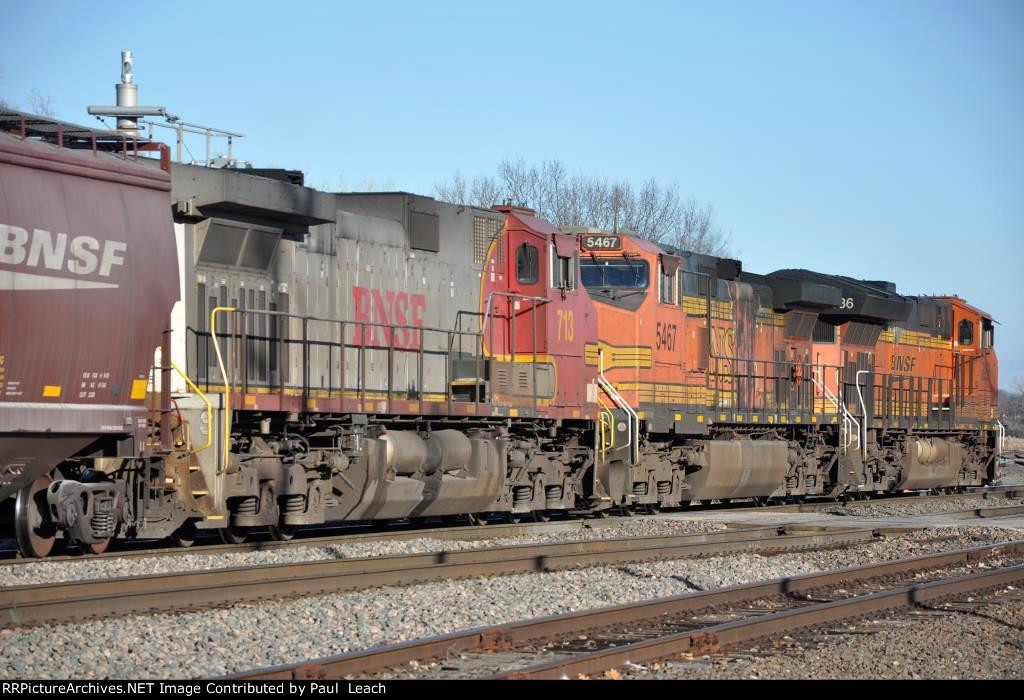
580 235 622 251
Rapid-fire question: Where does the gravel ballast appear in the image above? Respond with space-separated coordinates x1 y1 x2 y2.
0 527 1019 679
625 590 1024 680
810 494 1024 519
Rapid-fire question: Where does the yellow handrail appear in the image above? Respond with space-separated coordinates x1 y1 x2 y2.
210 306 237 474
169 360 212 453
597 395 615 460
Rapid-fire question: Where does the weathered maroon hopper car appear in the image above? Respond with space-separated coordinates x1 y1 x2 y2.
0 128 178 505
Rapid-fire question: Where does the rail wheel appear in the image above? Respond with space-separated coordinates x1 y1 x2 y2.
15 473 57 558
83 538 111 555
504 512 522 524
168 521 198 548
642 503 660 515
531 510 551 523
467 512 490 526
269 523 297 541
219 526 248 544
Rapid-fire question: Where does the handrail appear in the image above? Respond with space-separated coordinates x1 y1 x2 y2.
210 306 236 475
481 291 550 352
597 349 639 466
170 360 213 453
996 420 1006 457
811 367 860 456
597 395 615 461
855 370 870 460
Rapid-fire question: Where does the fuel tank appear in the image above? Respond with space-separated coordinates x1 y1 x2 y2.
684 439 789 501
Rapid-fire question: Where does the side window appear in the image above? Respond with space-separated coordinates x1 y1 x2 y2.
982 319 994 349
516 243 539 285
659 263 676 304
958 319 974 346
550 244 577 290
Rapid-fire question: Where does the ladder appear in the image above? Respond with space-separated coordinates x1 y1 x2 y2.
811 367 861 457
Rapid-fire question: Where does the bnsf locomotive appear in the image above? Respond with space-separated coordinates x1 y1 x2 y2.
0 111 1003 557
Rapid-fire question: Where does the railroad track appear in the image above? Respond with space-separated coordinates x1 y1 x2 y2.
2 484 1017 566
758 484 1022 514
0 525 878 629
229 540 1024 680
0 517 623 566
1002 450 1024 467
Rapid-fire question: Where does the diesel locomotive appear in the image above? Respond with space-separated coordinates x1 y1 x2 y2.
0 110 1003 557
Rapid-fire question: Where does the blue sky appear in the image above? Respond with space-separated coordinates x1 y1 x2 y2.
3 0 1022 387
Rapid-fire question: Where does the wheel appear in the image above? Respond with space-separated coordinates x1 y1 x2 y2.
15 473 56 558
531 510 551 523
504 512 522 524
83 538 111 555
168 521 198 548
642 503 660 515
269 523 297 541
467 512 491 526
218 525 248 544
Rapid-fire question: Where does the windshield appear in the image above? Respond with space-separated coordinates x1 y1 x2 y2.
580 257 649 290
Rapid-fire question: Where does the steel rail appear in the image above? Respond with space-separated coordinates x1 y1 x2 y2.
758 484 1022 513
500 561 1024 679
0 517 633 566
229 539 1024 680
0 527 875 629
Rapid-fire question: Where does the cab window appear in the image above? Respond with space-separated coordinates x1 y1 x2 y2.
580 257 649 289
982 319 994 349
550 244 576 290
659 264 677 304
958 319 974 346
516 243 539 285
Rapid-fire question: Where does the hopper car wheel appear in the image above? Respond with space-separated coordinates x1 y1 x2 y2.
532 510 551 523
15 474 57 558
504 513 522 524
642 504 660 515
83 538 111 555
168 521 198 548
468 513 490 526
219 526 248 544
269 523 297 541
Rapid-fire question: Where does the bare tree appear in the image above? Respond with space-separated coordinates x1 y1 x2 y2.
434 158 732 256
0 66 11 111
27 90 55 118
666 197 731 257
434 171 468 204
